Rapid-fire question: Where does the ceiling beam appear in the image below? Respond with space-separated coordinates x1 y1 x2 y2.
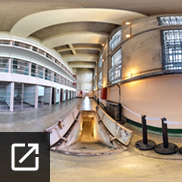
57 46 101 53
62 53 98 62
68 44 77 55
68 62 96 69
42 31 109 48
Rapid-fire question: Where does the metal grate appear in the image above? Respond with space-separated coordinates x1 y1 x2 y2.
109 29 122 51
162 30 182 70
109 49 122 83
106 101 121 121
159 16 182 25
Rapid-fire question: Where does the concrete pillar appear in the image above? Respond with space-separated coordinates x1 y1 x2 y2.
29 63 32 76
35 85 38 109
43 68 45 79
8 58 12 73
50 87 52 105
10 82 14 112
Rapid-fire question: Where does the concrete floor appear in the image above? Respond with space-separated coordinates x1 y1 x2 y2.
0 98 182 182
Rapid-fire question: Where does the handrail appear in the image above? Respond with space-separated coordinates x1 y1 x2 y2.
106 101 119 106
0 38 74 79
122 104 182 125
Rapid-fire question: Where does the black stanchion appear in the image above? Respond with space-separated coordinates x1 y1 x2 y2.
118 103 122 121
154 118 178 155
97 98 99 105
179 147 182 154
135 115 156 150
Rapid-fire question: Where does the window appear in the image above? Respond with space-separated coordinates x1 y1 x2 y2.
31 64 36 77
54 73 60 83
45 69 52 81
93 69 97 89
109 49 122 83
109 29 122 51
0 58 9 72
162 30 182 70
159 16 182 26
11 59 29 75
0 40 11 45
98 54 103 68
37 66 44 79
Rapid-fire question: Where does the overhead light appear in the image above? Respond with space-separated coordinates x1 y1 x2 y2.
102 59 105 62
102 44 105 47
126 34 131 38
125 21 131 25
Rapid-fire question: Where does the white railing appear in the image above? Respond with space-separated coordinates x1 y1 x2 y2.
0 38 74 79
97 105 133 146
45 105 80 146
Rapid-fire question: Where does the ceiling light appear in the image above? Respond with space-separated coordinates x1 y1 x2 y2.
125 22 131 25
102 44 105 47
126 34 131 38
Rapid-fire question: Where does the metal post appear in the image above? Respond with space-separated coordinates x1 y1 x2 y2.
135 115 156 150
118 103 122 121
162 118 169 148
154 118 178 155
142 115 148 145
97 98 99 105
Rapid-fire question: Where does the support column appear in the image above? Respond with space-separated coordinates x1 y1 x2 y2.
8 58 12 73
50 87 52 105
10 82 14 112
35 85 38 109
43 68 45 79
29 63 32 76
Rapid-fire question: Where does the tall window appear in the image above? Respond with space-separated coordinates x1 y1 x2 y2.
162 30 182 70
109 49 122 83
109 29 122 51
98 54 103 68
98 54 103 88
93 69 97 90
159 16 182 26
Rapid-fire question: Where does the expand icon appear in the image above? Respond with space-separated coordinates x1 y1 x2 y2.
11 143 39 171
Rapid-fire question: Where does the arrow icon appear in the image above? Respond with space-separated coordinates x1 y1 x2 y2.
19 144 39 164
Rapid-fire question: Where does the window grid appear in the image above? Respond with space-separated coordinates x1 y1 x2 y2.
109 29 122 51
0 58 9 73
37 66 44 79
11 58 29 75
109 49 122 83
159 16 182 26
54 73 60 83
0 57 74 88
162 30 182 70
45 69 52 81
